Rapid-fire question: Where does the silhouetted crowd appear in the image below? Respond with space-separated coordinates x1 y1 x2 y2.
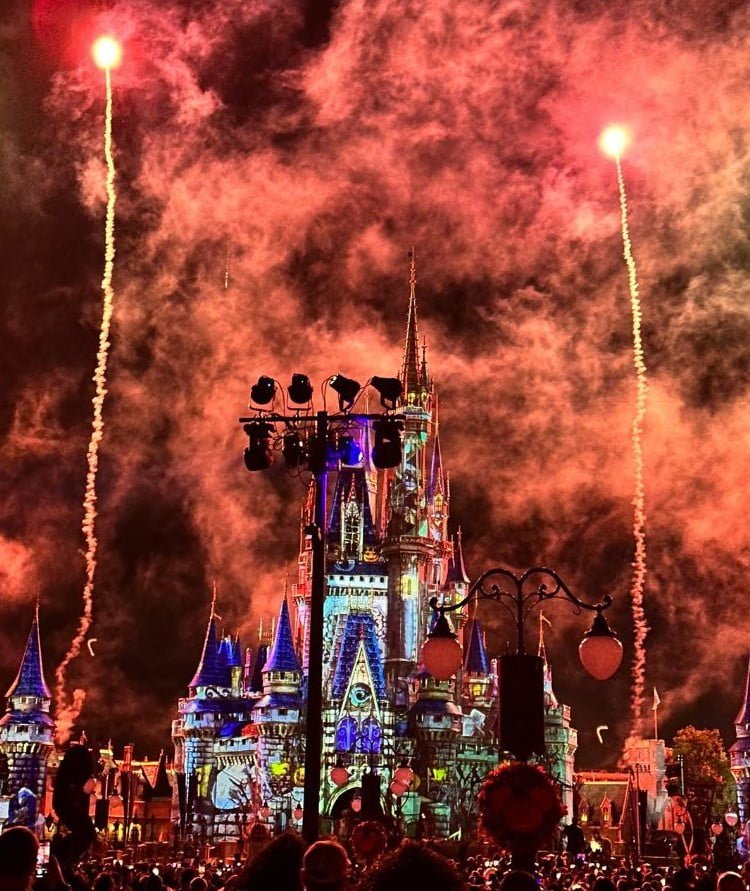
3 824 750 891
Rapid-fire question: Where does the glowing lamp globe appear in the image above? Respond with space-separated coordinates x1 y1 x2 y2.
420 614 463 680
389 780 408 798
92 35 123 70
393 765 414 787
711 821 724 837
351 795 362 813
292 804 303 822
599 125 630 159
726 812 739 828
330 763 349 788
578 612 623 680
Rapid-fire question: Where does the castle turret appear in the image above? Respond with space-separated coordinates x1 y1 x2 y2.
173 598 236 839
461 619 493 714
730 656 750 822
252 598 304 832
0 607 55 833
537 615 577 818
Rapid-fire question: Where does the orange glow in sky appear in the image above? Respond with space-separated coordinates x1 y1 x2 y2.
92 35 123 70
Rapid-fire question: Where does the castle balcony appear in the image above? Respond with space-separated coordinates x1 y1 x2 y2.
216 736 257 758
381 537 438 559
254 722 301 739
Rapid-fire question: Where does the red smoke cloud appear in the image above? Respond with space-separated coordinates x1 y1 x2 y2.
2 0 750 762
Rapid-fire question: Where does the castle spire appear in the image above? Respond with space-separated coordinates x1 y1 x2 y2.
5 608 51 700
735 655 750 725
263 598 301 674
446 529 470 585
400 248 422 398
189 597 228 689
538 612 559 709
464 619 489 675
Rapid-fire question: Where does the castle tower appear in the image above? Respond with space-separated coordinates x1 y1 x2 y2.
537 617 577 819
251 597 303 831
380 253 443 694
409 671 462 837
0 607 55 833
730 656 750 822
462 619 493 714
172 597 235 840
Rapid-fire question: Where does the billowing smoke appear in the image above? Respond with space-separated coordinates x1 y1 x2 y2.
2 0 750 764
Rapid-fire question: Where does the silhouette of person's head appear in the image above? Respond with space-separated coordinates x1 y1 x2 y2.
0 827 39 891
358 840 465 891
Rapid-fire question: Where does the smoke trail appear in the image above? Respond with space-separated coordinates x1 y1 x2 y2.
615 154 650 741
55 65 117 744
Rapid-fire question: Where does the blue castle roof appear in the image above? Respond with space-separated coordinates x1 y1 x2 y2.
332 613 386 700
263 599 301 674
464 619 489 675
6 610 51 700
218 634 242 669
189 613 231 689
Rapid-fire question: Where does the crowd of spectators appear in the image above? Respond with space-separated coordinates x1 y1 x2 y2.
2 823 750 891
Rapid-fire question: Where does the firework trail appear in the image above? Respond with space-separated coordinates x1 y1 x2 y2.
601 127 649 740
55 39 120 744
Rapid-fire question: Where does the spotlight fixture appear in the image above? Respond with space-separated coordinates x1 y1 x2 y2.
282 430 307 468
370 376 403 410
287 373 313 405
329 375 361 411
371 418 403 469
338 435 364 467
250 376 276 406
243 421 274 471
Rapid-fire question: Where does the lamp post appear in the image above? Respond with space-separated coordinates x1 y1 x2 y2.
421 566 623 760
240 372 404 843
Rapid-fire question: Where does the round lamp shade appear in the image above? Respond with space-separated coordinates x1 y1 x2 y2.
393 765 414 787
330 764 350 787
389 780 408 797
711 822 724 836
351 795 362 813
421 634 463 680
578 613 623 680
293 805 303 821
726 812 739 828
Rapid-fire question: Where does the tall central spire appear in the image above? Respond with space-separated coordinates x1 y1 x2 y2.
400 248 422 398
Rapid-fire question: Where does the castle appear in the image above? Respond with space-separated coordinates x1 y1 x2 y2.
171 260 578 847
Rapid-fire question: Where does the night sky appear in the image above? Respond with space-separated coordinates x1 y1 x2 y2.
2 0 750 766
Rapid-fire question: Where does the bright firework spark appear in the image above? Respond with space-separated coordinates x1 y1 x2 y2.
599 125 631 160
55 40 120 744
601 126 649 742
92 36 123 71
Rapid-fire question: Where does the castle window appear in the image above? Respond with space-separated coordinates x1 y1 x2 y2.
342 502 360 559
360 718 381 754
336 716 357 753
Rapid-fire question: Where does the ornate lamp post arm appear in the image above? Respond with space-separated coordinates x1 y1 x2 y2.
423 565 623 685
431 566 615 656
